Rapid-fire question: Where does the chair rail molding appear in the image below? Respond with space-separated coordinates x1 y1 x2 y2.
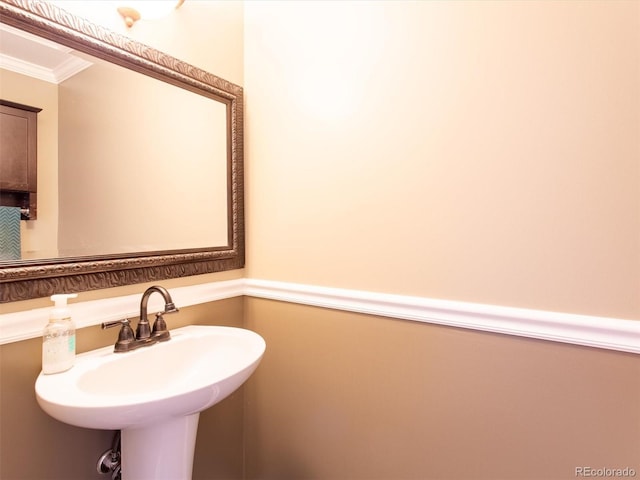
2 278 639 354
244 279 640 354
0 279 245 344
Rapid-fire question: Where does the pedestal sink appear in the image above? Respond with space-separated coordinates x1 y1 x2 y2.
35 325 265 480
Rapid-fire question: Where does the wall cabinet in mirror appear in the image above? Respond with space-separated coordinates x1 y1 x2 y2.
0 100 41 220
0 0 244 302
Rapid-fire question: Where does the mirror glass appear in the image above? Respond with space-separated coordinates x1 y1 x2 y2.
1 24 228 260
0 0 244 303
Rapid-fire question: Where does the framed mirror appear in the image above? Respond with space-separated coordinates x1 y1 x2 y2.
0 0 244 303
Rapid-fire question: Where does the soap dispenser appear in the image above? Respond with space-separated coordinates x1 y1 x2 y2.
42 293 78 374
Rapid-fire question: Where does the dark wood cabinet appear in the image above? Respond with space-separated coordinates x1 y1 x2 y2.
0 99 42 220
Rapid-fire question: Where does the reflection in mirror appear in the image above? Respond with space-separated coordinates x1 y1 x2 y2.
0 0 244 303
57 51 228 257
1 25 228 260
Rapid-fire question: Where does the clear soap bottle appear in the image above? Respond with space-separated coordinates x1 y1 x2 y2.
42 293 78 374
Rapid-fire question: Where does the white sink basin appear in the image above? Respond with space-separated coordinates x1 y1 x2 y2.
35 325 265 480
36 325 265 429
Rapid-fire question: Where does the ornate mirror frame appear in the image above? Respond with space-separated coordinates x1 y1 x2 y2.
0 0 244 303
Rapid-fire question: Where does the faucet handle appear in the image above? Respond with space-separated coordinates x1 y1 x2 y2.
102 319 136 353
151 313 171 342
102 318 130 330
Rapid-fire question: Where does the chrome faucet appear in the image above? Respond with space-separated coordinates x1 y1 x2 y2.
102 285 179 352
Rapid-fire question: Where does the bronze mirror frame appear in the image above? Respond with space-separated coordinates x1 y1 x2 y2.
0 0 244 303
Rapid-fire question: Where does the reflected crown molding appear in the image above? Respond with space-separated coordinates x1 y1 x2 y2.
0 22 92 83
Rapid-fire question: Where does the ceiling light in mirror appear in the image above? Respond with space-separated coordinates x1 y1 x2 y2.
118 0 185 27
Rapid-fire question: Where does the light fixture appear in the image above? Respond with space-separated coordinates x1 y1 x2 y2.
117 0 185 28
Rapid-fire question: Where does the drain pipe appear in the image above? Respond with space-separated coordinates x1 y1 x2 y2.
97 431 121 480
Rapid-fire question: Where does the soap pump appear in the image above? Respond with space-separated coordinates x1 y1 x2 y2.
42 293 78 374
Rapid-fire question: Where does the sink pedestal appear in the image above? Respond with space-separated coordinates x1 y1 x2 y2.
121 413 200 480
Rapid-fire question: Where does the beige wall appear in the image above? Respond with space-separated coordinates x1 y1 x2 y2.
244 0 640 320
242 2 640 478
0 69 59 258
244 298 640 480
3 2 640 480
3 298 638 480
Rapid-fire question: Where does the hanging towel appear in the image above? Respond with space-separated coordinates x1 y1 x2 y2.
0 206 21 261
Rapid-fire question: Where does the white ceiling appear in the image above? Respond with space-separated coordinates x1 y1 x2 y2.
0 23 92 84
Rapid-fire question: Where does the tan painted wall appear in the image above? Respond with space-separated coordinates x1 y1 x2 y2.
0 298 245 480
242 3 640 477
3 2 640 480
3 298 637 480
0 69 59 258
244 0 640 320
244 298 640 479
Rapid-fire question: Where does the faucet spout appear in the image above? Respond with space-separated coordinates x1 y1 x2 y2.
103 285 179 353
138 285 179 342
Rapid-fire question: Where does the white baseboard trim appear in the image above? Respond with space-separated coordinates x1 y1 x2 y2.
1 278 639 354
